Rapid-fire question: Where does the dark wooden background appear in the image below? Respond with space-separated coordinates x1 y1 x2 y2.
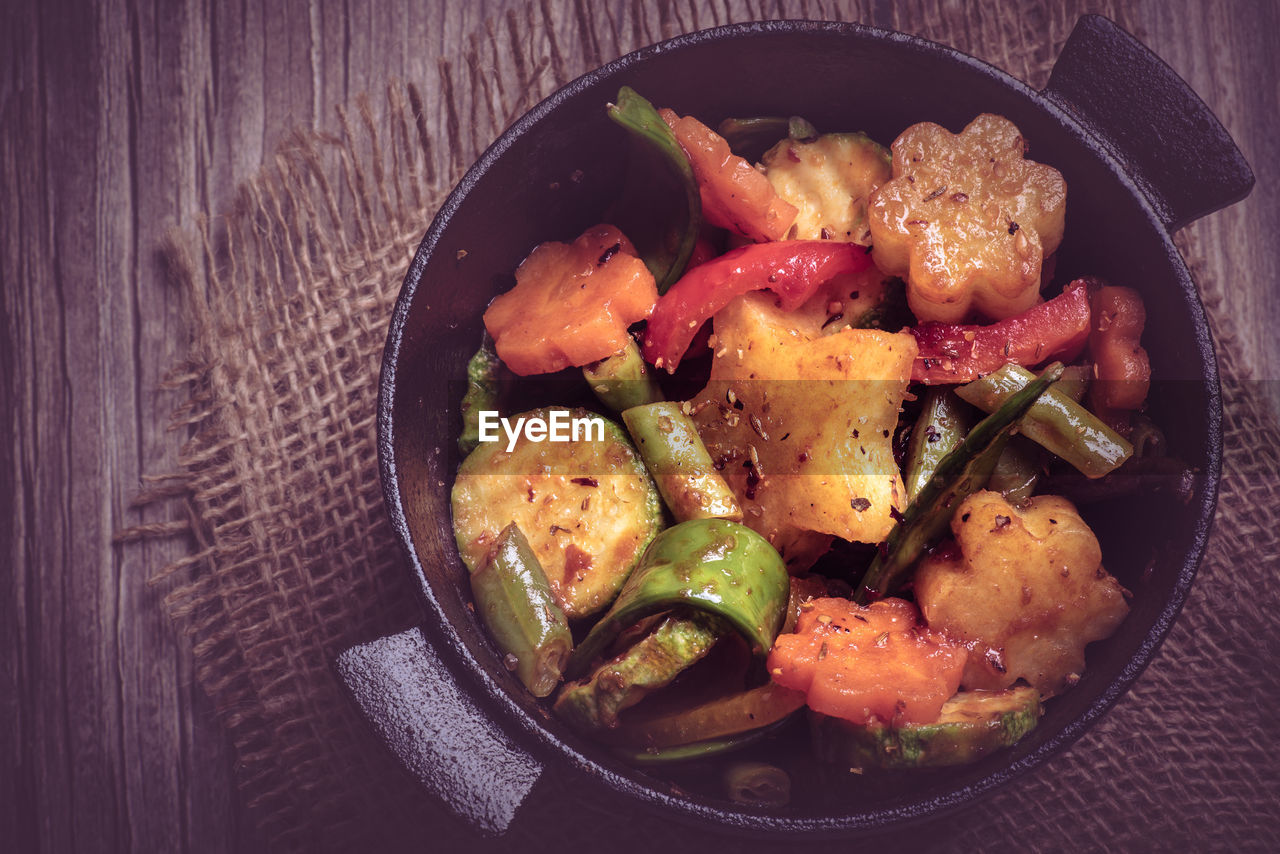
3 1 1276 851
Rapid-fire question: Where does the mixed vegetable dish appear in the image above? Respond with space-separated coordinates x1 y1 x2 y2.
447 87 1175 803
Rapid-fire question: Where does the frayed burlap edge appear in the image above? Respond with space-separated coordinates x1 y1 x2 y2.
117 0 1278 850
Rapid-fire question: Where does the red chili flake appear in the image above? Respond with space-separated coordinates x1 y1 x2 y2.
597 242 621 266
743 459 761 500
571 477 599 487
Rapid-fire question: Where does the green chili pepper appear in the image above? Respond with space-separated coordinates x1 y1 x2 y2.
458 333 500 455
566 519 789 679
606 87 701 292
856 363 1065 603
904 387 972 502
553 612 722 731
955 363 1133 479
469 523 572 698
717 115 819 159
583 338 664 413
622 401 743 522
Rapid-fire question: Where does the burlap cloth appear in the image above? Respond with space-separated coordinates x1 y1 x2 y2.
122 0 1279 850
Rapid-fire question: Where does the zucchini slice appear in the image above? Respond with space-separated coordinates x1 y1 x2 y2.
451 406 664 620
811 685 1042 769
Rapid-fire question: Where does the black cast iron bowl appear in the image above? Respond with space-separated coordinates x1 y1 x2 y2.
361 15 1253 840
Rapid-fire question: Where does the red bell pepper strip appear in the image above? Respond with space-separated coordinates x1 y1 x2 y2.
910 280 1091 384
642 241 873 372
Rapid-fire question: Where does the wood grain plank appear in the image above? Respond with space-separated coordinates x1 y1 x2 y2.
1133 0 1280 421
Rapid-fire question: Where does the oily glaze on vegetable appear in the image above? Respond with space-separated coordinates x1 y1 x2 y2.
768 597 965 725
451 407 663 619
868 114 1067 323
660 108 798 243
914 490 1130 695
689 291 916 567
447 95 1158 779
484 225 658 375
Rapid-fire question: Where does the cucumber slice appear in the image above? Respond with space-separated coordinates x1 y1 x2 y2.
451 406 664 620
811 686 1042 769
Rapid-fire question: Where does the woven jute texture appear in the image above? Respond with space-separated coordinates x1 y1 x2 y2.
126 0 1279 850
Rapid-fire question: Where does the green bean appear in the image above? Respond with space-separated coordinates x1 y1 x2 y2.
904 387 972 502
956 363 1132 478
583 338 664 413
458 334 499 455
856 363 1065 603
469 523 572 698
622 401 742 522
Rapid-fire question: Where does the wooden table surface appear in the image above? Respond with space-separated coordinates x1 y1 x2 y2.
3 1 1276 851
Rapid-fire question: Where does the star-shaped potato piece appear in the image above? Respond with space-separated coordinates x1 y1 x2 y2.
914 491 1129 697
868 114 1066 323
689 292 917 570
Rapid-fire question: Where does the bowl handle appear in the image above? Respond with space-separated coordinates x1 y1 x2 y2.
1043 14 1254 231
335 627 543 835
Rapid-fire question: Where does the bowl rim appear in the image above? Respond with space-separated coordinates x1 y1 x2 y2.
378 17 1222 835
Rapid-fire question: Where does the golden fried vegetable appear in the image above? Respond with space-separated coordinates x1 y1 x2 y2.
868 114 1066 324
762 133 891 245
689 292 917 569
914 490 1129 696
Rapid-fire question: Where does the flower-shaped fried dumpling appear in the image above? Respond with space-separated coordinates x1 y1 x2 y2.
868 114 1066 324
